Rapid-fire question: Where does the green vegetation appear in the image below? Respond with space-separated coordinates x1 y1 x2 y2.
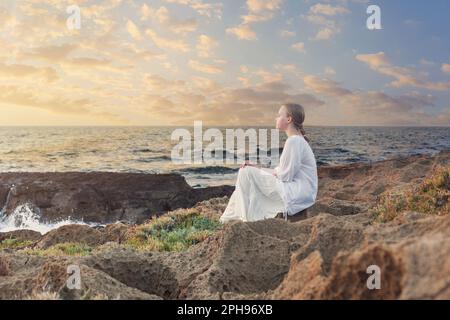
22 242 93 257
371 165 450 222
0 238 34 249
125 208 222 252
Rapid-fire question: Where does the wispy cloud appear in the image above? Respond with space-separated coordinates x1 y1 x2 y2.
357 52 450 91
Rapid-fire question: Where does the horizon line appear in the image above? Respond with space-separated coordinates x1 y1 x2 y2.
0 125 449 128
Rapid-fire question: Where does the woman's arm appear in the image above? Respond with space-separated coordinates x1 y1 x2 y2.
273 138 301 182
240 160 260 169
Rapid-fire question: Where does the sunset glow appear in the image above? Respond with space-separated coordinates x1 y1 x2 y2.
1 0 449 126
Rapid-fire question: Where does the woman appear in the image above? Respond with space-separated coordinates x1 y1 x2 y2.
219 103 318 223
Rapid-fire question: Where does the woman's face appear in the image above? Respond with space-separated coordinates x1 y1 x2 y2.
276 106 291 130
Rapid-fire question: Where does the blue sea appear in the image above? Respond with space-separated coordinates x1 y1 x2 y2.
0 126 448 188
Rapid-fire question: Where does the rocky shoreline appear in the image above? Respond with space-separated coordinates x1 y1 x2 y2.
0 172 233 224
0 150 449 300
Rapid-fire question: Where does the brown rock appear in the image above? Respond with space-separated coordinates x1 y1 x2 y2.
0 256 10 276
35 225 104 249
0 230 42 242
0 172 233 224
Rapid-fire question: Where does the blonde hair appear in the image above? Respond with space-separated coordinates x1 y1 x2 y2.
282 103 310 143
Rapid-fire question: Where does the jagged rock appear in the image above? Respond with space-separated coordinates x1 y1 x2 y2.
101 222 129 243
180 221 292 299
0 172 233 224
0 150 448 300
35 225 104 249
0 253 162 300
82 247 180 299
0 230 42 242
0 256 9 276
271 213 450 300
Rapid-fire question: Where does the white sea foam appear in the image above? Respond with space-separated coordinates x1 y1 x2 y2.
0 203 98 235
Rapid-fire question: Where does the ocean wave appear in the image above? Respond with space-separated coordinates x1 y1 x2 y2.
175 166 239 175
0 203 100 234
132 148 168 154
136 155 172 163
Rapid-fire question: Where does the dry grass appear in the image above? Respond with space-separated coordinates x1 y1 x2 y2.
21 242 93 257
24 291 61 300
371 165 450 222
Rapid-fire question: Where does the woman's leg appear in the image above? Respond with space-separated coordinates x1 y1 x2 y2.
220 166 286 222
220 167 252 223
237 166 285 221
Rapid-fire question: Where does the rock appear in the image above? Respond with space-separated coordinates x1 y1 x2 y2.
0 254 162 300
0 230 42 242
396 233 450 299
0 256 9 276
307 198 368 217
82 247 180 299
101 222 129 243
0 150 449 300
36 262 162 300
315 149 449 205
271 212 450 300
288 213 366 273
318 245 403 299
272 250 328 300
0 172 234 224
35 225 104 249
180 220 292 299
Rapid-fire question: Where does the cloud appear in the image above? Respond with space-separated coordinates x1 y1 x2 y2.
291 42 306 53
303 75 352 97
304 14 340 40
0 84 90 115
140 4 197 34
300 69 447 126
324 66 336 76
144 74 186 91
126 20 142 40
17 43 131 73
242 14 273 24
420 59 436 66
227 0 282 41
165 0 223 19
246 0 282 13
226 24 258 41
309 4 350 16
280 30 296 38
188 60 223 74
135 73 325 126
197 35 218 58
304 3 351 40
0 82 129 124
19 43 78 62
145 28 190 52
442 63 450 74
1 0 447 127
356 52 450 91
337 91 448 126
0 62 58 83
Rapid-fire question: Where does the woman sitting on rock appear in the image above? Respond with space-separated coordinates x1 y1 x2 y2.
220 103 318 223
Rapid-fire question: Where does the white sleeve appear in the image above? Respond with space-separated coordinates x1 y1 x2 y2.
274 138 301 182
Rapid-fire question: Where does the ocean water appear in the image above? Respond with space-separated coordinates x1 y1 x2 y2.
0 126 448 234
0 126 448 188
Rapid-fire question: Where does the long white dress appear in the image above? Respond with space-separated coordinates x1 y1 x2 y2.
220 135 318 223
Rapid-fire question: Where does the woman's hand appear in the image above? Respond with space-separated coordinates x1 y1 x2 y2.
240 161 255 169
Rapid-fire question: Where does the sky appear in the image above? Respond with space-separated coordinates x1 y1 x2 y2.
0 0 449 126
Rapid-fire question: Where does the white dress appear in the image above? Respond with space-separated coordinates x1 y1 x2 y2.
220 135 318 223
